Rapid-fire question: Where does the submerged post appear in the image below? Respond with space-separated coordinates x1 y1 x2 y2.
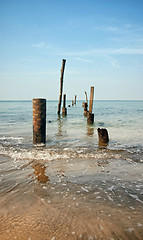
33 98 46 144
62 94 67 116
87 86 94 124
97 128 109 146
58 59 66 115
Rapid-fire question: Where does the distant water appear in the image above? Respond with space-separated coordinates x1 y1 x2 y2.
0 100 143 163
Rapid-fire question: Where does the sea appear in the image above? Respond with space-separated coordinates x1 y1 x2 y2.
0 100 143 240
0 100 143 162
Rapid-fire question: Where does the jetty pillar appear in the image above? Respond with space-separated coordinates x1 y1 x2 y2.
83 102 88 116
33 98 46 144
85 91 88 107
97 128 109 146
74 95 77 105
62 94 67 116
58 59 66 115
87 86 94 124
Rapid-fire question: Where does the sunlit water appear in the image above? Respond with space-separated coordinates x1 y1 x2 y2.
0 100 143 240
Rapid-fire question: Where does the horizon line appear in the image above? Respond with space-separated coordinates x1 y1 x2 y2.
0 99 143 101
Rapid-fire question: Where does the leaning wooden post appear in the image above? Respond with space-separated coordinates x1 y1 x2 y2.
62 94 67 116
87 86 94 124
74 95 77 105
33 98 46 144
84 102 88 116
58 59 66 115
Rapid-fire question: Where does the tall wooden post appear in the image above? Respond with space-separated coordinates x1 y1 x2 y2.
33 98 46 144
62 94 67 116
74 95 77 105
58 59 66 115
87 86 94 124
89 87 94 114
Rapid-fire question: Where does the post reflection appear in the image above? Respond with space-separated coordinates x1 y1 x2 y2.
57 116 67 137
57 116 63 136
33 163 49 183
86 126 94 136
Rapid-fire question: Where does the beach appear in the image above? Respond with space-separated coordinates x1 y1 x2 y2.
0 100 143 239
0 154 143 240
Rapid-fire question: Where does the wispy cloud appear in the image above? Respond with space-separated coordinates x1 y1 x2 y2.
75 57 94 63
62 47 143 56
94 25 119 32
106 55 120 68
32 41 45 48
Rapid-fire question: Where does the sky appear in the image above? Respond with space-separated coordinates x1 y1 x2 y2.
0 0 143 100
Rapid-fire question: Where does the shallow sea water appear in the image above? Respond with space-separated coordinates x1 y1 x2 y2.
0 100 143 239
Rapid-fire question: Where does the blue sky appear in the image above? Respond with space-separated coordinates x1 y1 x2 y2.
0 0 143 100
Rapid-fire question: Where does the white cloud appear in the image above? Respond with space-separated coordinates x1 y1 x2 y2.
75 57 94 63
32 41 45 48
106 55 120 68
62 47 143 57
94 25 119 32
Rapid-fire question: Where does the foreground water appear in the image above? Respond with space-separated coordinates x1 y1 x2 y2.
0 100 143 239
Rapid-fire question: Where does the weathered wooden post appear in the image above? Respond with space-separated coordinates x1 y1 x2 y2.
84 102 88 116
72 100 74 106
87 86 94 124
85 91 88 107
62 94 67 116
33 98 46 144
97 128 109 146
58 59 66 115
74 95 77 105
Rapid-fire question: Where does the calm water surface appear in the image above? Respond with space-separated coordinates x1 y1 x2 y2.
0 100 143 161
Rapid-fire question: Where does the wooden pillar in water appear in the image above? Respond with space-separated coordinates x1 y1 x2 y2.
58 59 66 115
84 102 88 116
87 86 94 124
83 91 88 116
97 128 109 146
72 100 74 106
85 91 88 107
62 94 67 116
74 95 77 105
33 98 46 144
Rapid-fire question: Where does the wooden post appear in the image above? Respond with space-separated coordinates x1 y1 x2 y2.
72 100 74 106
84 102 88 116
97 128 109 146
85 91 88 107
89 87 94 114
58 59 66 115
74 95 77 105
62 94 67 116
87 86 94 124
33 98 46 144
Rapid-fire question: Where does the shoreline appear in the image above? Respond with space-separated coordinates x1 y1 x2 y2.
0 155 143 239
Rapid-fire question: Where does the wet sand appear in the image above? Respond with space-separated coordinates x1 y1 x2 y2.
0 156 143 240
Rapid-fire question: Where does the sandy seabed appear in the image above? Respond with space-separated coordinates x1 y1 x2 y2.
0 156 143 240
